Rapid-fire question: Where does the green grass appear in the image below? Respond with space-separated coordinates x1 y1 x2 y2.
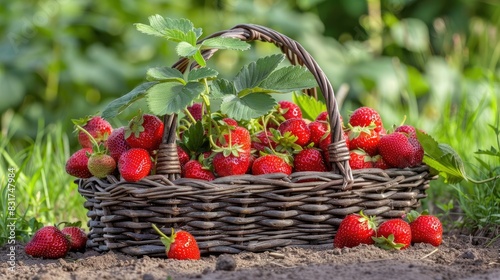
0 121 88 245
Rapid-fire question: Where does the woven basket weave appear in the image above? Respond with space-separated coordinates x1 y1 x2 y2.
77 24 436 257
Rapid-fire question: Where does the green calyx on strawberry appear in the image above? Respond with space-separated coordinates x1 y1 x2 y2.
73 115 113 148
72 120 117 178
125 113 164 152
151 224 200 260
348 106 384 134
372 218 412 250
334 211 378 248
347 123 380 156
406 210 443 247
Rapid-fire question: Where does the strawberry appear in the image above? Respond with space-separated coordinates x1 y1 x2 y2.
216 126 251 154
378 132 423 168
87 153 116 178
118 148 152 182
251 130 277 152
221 117 238 126
152 224 200 260
183 159 215 181
278 118 311 148
372 155 390 169
348 125 380 156
213 151 251 177
373 219 412 250
61 227 88 252
394 125 417 138
316 111 344 127
74 116 113 148
186 103 204 121
177 146 190 167
65 148 93 178
277 100 302 120
25 226 71 259
125 113 164 152
252 154 292 175
308 120 329 147
349 149 373 169
293 148 327 172
348 107 384 133
106 126 130 162
407 211 443 247
334 211 377 248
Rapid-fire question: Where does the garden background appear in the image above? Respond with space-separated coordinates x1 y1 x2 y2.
0 0 499 245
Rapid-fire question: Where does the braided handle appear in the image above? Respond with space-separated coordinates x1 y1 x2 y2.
155 24 353 189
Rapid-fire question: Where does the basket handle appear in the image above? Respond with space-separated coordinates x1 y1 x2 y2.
155 24 353 189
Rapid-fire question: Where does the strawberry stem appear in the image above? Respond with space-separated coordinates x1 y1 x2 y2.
151 224 175 253
74 124 101 153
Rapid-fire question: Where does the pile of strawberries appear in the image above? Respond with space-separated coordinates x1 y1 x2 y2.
65 101 426 182
24 224 87 259
65 113 164 182
334 210 443 250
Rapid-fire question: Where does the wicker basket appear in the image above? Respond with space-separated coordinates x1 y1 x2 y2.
77 24 436 257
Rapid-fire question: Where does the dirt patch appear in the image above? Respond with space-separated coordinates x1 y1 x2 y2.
1 235 499 280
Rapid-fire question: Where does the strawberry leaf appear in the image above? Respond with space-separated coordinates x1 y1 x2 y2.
201 37 250 51
176 41 199 57
135 15 202 43
293 92 327 121
417 130 467 184
146 67 185 83
220 93 276 121
188 68 219 82
181 121 209 155
147 82 205 116
233 54 285 92
259 65 317 92
102 81 159 120
210 79 237 98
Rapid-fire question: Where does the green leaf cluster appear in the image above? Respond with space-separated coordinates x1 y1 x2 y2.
102 16 318 125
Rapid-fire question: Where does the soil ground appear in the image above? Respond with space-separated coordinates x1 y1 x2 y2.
1 234 499 280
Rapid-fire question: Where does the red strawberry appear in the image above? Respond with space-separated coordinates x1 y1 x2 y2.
118 148 152 182
278 100 302 120
87 153 116 178
308 120 329 147
348 125 380 156
106 126 130 162
217 126 251 154
372 155 390 169
74 116 113 148
252 154 292 175
125 113 164 152
407 211 443 247
394 125 417 138
183 159 215 181
378 132 423 168
294 148 327 172
348 107 384 133
177 146 190 167
221 117 238 126
65 148 93 178
213 151 251 177
278 118 311 147
373 219 412 250
316 111 344 127
251 130 277 152
349 149 373 169
152 225 200 260
25 226 71 259
187 103 204 121
61 227 87 252
334 212 377 248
